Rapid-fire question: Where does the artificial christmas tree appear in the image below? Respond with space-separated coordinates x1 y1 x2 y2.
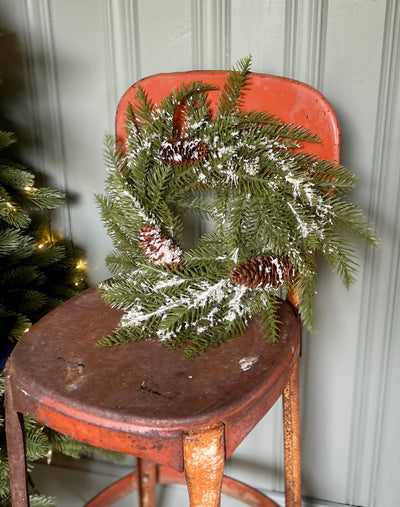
0 129 92 506
0 131 87 356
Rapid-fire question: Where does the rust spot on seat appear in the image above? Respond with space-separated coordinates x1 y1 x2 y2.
140 381 176 399
58 357 85 391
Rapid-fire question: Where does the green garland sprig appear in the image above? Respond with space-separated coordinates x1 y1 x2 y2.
96 57 378 357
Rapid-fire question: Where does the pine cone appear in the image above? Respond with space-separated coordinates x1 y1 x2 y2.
139 225 182 267
230 255 294 290
159 138 209 167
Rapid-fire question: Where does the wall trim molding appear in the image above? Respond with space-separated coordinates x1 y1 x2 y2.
191 0 231 70
284 0 328 87
283 0 298 78
103 0 141 126
21 0 71 236
307 0 328 89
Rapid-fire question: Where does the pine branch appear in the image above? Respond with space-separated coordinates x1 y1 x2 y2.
329 198 380 246
262 122 321 143
258 292 283 343
132 85 155 124
0 131 16 150
297 273 316 331
159 81 218 119
321 233 359 288
217 55 252 113
0 192 31 228
0 164 35 187
0 228 35 257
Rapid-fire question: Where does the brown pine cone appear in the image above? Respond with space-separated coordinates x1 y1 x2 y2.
230 255 294 290
159 138 209 167
139 225 182 266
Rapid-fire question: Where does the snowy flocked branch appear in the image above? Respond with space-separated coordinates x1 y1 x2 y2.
96 56 379 356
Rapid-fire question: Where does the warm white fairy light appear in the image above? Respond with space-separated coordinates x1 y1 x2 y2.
75 259 87 270
37 230 54 250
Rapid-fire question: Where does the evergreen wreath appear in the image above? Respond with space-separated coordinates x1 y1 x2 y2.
96 57 378 357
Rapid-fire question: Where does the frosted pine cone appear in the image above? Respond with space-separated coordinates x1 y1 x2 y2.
139 225 182 267
159 138 209 167
230 255 294 290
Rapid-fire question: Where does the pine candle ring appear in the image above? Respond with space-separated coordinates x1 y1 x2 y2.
96 57 378 357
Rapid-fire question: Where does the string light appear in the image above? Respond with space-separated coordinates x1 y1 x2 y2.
73 258 87 287
24 186 33 191
76 259 87 270
46 446 53 465
37 230 54 250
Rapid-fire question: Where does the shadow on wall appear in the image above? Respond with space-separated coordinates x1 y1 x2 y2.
0 29 27 143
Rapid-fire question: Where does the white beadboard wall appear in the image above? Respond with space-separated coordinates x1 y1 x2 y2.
1 1 399 506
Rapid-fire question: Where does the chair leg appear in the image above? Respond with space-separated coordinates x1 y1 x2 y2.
183 424 225 507
137 458 157 507
4 376 30 507
282 361 302 507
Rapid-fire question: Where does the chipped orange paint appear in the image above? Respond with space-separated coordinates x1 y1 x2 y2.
184 425 225 507
283 362 302 507
137 459 157 507
35 401 184 471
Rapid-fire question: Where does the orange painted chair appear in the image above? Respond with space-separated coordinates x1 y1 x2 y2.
5 71 340 507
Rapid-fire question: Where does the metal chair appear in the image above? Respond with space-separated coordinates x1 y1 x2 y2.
5 71 340 507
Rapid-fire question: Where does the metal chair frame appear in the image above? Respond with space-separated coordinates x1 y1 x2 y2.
5 71 340 507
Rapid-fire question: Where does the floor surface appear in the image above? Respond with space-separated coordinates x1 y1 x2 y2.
30 459 343 507
30 461 271 506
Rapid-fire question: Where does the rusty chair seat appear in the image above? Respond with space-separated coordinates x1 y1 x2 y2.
6 287 300 506
6 70 340 506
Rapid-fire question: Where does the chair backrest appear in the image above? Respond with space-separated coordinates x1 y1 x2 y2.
116 71 340 164
115 71 341 308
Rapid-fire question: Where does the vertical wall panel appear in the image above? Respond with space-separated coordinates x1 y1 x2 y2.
299 1 387 503
231 0 286 75
373 18 400 500
192 0 231 69
2 0 71 234
285 0 328 88
137 0 192 77
48 0 113 282
346 1 400 505
103 0 142 125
